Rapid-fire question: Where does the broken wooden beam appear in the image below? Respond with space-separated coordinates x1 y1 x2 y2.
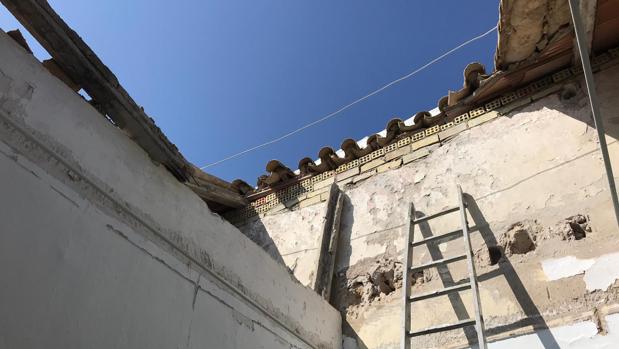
1 0 191 181
312 184 344 301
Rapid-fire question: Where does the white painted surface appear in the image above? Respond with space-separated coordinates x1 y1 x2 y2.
542 256 596 281
542 253 619 292
483 313 619 348
0 30 340 349
583 253 619 291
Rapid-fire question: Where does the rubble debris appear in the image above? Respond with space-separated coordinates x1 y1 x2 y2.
535 214 591 242
336 257 406 317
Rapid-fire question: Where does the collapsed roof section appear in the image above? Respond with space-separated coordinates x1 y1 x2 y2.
0 0 247 212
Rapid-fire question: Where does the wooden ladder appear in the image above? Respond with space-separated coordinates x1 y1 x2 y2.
401 185 487 349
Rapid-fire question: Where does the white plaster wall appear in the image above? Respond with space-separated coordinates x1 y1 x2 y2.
0 30 340 349
483 313 619 349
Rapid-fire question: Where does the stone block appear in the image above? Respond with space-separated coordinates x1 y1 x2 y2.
411 134 439 150
299 195 322 208
313 177 335 190
308 189 328 200
467 110 499 128
438 123 467 141
360 158 385 172
352 169 376 184
403 147 431 165
385 145 411 161
336 166 360 181
377 158 402 173
497 97 532 115
337 176 354 186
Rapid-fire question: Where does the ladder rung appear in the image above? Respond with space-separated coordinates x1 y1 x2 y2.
410 254 467 273
409 282 471 302
410 226 480 247
411 206 459 224
408 319 476 337
411 229 463 247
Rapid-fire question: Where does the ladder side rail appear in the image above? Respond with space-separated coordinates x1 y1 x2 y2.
401 203 415 349
457 185 487 349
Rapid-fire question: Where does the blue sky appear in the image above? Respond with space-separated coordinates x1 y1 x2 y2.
0 1 499 184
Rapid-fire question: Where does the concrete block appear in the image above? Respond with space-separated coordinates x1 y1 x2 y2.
313 177 335 190
438 123 467 141
299 195 322 208
352 169 376 184
403 147 431 164
377 158 402 173
385 145 411 161
411 134 439 150
360 158 385 172
336 166 360 181
467 110 499 128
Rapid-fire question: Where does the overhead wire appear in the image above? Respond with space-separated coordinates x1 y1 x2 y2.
200 25 497 169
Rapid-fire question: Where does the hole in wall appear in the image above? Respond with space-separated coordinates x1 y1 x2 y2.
488 246 503 265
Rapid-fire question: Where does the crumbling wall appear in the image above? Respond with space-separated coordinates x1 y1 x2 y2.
243 60 619 348
0 30 341 349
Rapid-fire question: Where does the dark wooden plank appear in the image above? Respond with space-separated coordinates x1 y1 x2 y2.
1 0 191 181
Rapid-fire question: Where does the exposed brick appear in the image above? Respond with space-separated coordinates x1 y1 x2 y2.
385 145 411 161
403 147 430 164
336 166 360 181
377 158 402 173
467 110 499 128
438 123 467 141
360 158 385 172
353 169 376 184
411 134 439 150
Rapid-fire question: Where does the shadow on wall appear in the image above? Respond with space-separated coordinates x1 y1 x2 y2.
465 194 561 348
239 219 287 267
331 194 371 349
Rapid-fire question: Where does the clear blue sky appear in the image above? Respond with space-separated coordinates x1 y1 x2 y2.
0 1 499 184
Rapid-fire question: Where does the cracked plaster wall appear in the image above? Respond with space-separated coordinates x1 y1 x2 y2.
245 62 619 348
0 30 341 349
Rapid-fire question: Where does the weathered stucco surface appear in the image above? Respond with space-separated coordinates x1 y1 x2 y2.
243 61 619 348
0 30 341 349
